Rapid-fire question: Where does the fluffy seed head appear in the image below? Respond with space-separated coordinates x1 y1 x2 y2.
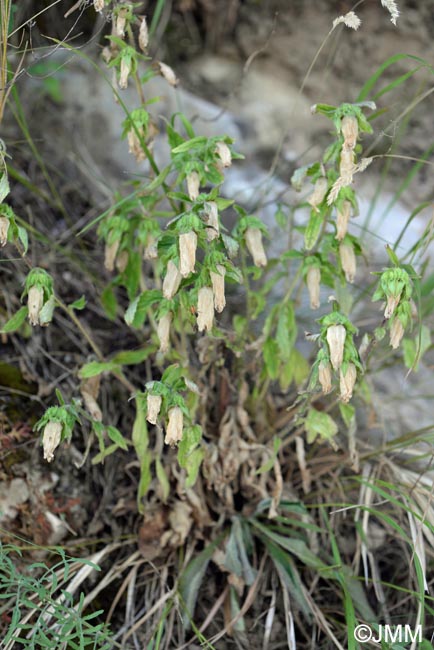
146 394 162 425
28 286 44 326
339 363 357 403
245 227 267 267
215 141 232 167
179 231 197 278
138 17 149 52
307 266 321 310
163 260 182 299
336 200 351 241
389 318 404 349
339 242 356 283
43 421 62 463
327 324 346 371
165 406 184 446
333 11 361 30
157 312 172 353
104 239 120 271
318 360 332 394
307 176 328 211
381 0 400 25
0 216 9 246
341 115 359 149
197 287 214 332
186 171 200 201
210 264 226 313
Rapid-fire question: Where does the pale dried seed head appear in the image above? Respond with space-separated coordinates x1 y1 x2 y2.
389 318 404 349
28 286 44 326
318 360 332 394
0 216 9 246
186 171 200 201
165 406 184 446
245 227 267 267
307 267 321 310
179 231 197 277
210 264 226 313
307 177 328 211
332 11 361 30
215 141 232 167
381 0 400 25
336 200 351 241
157 312 172 353
385 294 401 319
43 421 62 463
81 391 103 422
127 129 146 162
339 363 357 403
94 0 104 12
146 394 162 425
197 287 214 332
163 260 182 299
119 57 131 89
204 202 219 241
327 324 346 371
115 250 129 273
158 62 179 87
341 115 359 149
339 242 356 283
138 17 149 52
104 239 120 271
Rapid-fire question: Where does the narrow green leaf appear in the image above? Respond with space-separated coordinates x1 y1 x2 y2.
155 457 170 502
0 173 10 203
304 210 323 250
1 306 28 333
69 295 86 310
263 338 280 380
106 425 128 451
79 361 118 379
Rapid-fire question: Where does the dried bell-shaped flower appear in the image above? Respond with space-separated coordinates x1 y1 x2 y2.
341 115 359 150
197 287 214 332
389 318 404 349
339 363 357 403
144 235 158 260
307 176 328 211
138 17 149 52
157 312 172 353
115 8 128 38
210 264 226 313
28 285 44 326
165 406 183 446
146 394 162 425
43 421 62 463
158 62 179 87
127 128 146 162
327 324 346 371
179 231 197 277
339 148 355 181
0 216 9 246
385 293 402 319
215 141 232 168
94 0 104 12
336 200 351 241
245 227 267 267
339 242 356 283
204 202 219 241
318 360 332 394
162 260 182 299
186 171 200 201
307 266 321 310
119 57 131 89
104 239 120 271
116 250 129 273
